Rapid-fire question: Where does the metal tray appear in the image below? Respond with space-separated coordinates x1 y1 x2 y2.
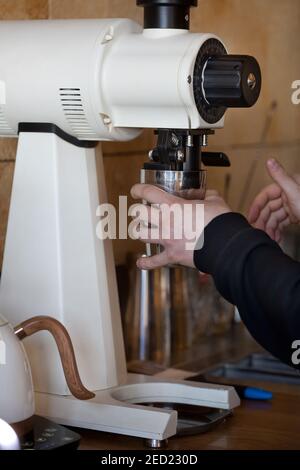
205 353 300 385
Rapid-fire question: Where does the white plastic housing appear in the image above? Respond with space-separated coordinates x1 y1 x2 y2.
102 28 226 130
0 19 226 142
0 134 127 395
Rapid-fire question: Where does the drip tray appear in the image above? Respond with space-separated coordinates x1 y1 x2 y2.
139 403 232 437
205 353 300 385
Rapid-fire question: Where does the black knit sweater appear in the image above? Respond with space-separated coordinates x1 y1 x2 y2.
194 212 300 369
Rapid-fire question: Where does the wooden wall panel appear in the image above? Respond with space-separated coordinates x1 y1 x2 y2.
0 0 49 267
191 0 300 215
0 0 48 19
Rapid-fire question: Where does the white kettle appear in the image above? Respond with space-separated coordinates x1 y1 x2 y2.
0 314 94 437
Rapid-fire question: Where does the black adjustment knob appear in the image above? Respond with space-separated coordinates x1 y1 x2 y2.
203 55 262 108
137 0 198 29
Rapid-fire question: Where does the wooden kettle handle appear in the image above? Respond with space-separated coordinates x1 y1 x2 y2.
14 316 95 401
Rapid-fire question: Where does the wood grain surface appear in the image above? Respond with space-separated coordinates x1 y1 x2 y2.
15 316 95 401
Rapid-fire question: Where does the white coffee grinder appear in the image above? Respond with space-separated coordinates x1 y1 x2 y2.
0 0 261 447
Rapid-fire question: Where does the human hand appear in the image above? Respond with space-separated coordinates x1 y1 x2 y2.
248 159 300 242
130 184 230 270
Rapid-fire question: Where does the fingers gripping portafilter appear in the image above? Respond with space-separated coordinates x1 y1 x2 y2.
139 0 261 196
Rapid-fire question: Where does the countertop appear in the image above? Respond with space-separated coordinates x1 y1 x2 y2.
77 325 300 450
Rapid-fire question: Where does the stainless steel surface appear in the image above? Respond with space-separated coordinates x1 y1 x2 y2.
187 135 193 147
206 353 300 385
125 262 172 364
139 263 150 361
125 264 234 365
202 134 208 147
141 169 206 199
124 167 233 365
247 72 257 90
177 150 184 162
145 439 168 449
141 169 206 258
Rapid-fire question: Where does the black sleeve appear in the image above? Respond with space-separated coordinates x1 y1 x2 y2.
194 212 300 369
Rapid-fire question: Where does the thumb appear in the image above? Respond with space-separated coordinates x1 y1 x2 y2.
266 159 300 201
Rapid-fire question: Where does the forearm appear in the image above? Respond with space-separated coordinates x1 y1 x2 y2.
194 213 300 367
